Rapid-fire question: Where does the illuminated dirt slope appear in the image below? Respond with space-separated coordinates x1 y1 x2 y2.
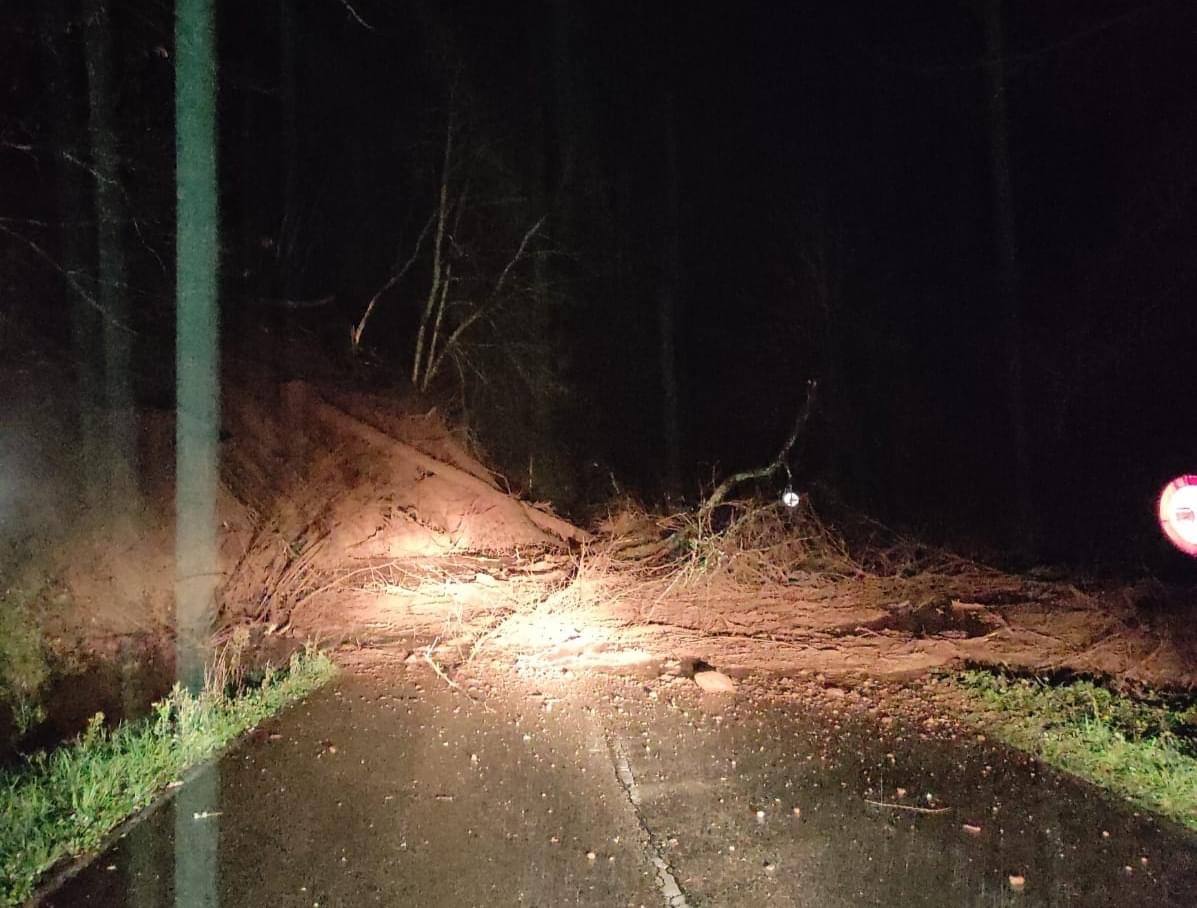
216 378 589 631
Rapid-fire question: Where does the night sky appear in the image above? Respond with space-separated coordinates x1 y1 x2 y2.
3 0 1195 570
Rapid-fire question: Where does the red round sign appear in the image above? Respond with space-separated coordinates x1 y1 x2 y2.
1158 475 1197 556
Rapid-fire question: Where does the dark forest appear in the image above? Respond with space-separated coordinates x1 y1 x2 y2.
4 1 1195 569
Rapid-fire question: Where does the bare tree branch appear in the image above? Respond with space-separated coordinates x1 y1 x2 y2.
494 214 546 299
352 210 434 349
420 180 473 388
333 0 377 31
423 214 545 386
0 221 135 334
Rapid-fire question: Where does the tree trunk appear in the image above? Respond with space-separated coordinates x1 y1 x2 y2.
235 30 257 342
517 0 573 501
982 0 1034 552
39 0 102 505
279 0 299 298
659 84 682 495
83 0 137 509
277 0 300 402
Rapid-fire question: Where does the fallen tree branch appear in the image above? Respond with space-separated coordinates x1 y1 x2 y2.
608 381 819 567
700 379 818 515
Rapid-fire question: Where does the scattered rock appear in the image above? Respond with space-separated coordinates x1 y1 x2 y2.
694 670 736 693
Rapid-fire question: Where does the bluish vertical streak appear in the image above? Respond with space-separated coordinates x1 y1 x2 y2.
175 0 220 904
175 0 219 692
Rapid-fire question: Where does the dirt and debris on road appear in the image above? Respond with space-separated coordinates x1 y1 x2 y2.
47 655 1197 906
214 372 1197 691
7 359 1197 758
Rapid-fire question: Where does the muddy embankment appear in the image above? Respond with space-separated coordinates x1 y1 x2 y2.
0 356 585 753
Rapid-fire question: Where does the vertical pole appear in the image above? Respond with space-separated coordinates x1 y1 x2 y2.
175 0 219 692
175 0 220 905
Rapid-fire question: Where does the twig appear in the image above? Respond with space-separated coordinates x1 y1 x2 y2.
422 639 462 691
335 0 377 31
353 211 434 349
864 798 952 814
494 214 547 299
424 639 496 713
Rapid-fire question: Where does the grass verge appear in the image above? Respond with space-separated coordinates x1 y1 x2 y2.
951 670 1197 831
0 644 335 905
0 572 52 738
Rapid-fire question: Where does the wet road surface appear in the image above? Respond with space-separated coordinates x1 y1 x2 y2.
47 660 1197 907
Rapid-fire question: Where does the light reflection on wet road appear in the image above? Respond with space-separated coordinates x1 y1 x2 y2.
49 663 1197 907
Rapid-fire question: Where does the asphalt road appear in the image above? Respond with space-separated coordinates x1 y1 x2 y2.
46 658 1197 907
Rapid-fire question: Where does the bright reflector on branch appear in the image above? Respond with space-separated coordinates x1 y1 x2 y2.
1158 475 1197 556
781 488 800 509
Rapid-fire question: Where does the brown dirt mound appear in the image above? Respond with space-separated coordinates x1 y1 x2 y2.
216 379 588 631
371 502 1197 693
0 354 587 665
6 351 1194 704
561 505 1197 690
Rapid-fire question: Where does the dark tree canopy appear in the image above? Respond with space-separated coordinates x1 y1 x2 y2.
2 0 1194 570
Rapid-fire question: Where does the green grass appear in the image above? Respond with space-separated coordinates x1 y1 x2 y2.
0 644 335 905
952 670 1197 831
0 577 51 736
